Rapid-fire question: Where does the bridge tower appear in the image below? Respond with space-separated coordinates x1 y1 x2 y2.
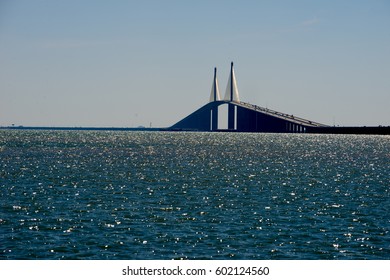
224 62 240 130
209 67 221 131
209 67 221 102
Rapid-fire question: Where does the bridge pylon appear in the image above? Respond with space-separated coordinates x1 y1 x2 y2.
224 62 240 130
209 67 220 131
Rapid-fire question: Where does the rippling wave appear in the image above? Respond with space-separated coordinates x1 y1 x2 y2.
1 130 389 259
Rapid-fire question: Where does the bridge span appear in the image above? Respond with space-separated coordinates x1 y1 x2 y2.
170 99 328 133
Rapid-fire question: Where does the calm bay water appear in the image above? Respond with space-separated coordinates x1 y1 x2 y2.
0 130 389 259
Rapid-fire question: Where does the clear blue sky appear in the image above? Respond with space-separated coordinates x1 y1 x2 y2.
1 0 389 127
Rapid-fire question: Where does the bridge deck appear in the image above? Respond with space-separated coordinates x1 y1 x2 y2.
232 101 329 127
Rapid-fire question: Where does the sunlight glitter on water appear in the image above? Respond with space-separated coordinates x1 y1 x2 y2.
1 131 389 259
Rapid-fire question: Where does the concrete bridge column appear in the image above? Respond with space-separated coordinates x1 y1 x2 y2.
211 106 218 131
228 103 235 130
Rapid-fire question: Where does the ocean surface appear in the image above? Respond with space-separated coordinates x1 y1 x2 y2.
0 130 389 260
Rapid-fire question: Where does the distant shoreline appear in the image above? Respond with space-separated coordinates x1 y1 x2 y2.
0 126 163 132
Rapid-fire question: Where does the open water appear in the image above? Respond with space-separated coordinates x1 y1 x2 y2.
0 130 389 259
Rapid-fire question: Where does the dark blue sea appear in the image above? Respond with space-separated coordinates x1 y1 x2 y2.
1 130 389 259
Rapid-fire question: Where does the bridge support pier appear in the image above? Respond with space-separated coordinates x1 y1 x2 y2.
228 104 235 130
211 107 218 131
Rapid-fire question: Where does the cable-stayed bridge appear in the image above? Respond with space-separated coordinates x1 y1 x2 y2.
170 62 389 135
